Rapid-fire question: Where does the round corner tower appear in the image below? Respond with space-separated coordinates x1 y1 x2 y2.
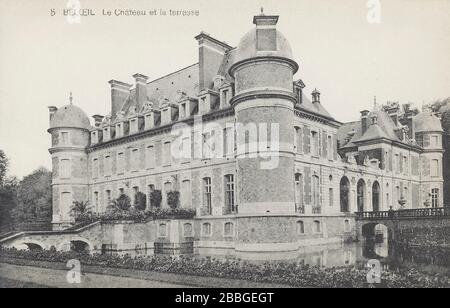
48 101 91 230
229 13 298 216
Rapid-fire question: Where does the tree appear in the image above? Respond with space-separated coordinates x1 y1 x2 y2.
70 200 91 220
134 191 147 211
428 97 450 134
167 191 180 209
0 150 8 187
11 167 52 224
149 190 162 208
108 194 132 213
0 176 18 227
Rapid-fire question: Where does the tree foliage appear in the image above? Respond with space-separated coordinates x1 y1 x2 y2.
134 191 147 211
70 200 91 220
149 190 162 208
427 97 450 134
11 167 52 224
0 150 8 187
167 190 180 209
108 194 132 213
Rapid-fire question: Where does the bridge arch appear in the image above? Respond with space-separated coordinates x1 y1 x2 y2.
58 237 93 254
360 222 394 241
12 239 46 251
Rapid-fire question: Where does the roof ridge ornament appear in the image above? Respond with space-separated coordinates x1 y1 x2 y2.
69 92 73 105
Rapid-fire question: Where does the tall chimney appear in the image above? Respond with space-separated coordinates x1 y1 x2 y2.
133 73 148 112
312 89 321 104
108 80 131 120
48 106 58 124
195 32 232 90
92 114 104 128
361 110 370 135
253 14 279 51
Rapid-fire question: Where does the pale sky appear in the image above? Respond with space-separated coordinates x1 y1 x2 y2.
0 0 449 178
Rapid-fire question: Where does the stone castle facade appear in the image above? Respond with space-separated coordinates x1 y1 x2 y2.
46 13 444 256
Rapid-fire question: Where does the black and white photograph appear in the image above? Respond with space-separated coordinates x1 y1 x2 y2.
0 0 449 292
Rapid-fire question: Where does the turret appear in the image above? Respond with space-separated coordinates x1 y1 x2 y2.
413 111 444 208
47 94 91 230
229 12 298 215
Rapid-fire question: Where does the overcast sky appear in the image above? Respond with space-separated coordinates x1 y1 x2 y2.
0 0 449 178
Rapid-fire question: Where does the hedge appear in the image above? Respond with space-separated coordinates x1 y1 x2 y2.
0 247 448 288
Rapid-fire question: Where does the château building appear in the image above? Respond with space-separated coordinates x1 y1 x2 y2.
43 12 444 256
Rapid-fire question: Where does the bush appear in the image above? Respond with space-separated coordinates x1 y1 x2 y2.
134 192 147 211
71 201 91 220
149 190 162 208
167 191 180 209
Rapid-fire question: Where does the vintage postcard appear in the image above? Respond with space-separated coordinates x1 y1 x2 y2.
0 0 449 293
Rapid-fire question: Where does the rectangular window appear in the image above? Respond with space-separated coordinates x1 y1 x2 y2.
224 127 234 156
202 223 212 237
92 158 99 179
180 103 186 118
61 132 69 145
162 142 171 166
203 177 212 215
329 188 334 207
60 159 70 179
432 135 439 147
117 152 125 174
224 222 234 237
327 135 333 160
131 148 139 171
403 156 408 175
104 155 111 177
181 137 191 163
61 192 72 220
431 188 439 208
431 159 439 177
311 131 319 157
93 191 99 212
202 132 213 159
146 146 155 169
181 180 192 208
225 174 235 213
105 190 111 208
147 184 155 207
295 174 303 210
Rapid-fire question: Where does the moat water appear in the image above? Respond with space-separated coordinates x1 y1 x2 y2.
109 238 449 275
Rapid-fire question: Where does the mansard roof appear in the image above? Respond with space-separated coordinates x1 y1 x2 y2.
338 109 402 149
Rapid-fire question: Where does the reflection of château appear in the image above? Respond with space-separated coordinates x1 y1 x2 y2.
41 12 445 256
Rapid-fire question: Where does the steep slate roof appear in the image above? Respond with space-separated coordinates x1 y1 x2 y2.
338 109 402 149
119 64 200 116
297 94 334 120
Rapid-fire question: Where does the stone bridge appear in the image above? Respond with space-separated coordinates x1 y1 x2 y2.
0 222 103 253
355 207 450 244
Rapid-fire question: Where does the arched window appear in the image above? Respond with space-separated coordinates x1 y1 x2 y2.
340 177 350 213
313 220 322 233
183 223 193 237
224 222 234 237
202 223 212 237
344 219 351 232
357 179 366 212
297 221 305 235
372 181 380 212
